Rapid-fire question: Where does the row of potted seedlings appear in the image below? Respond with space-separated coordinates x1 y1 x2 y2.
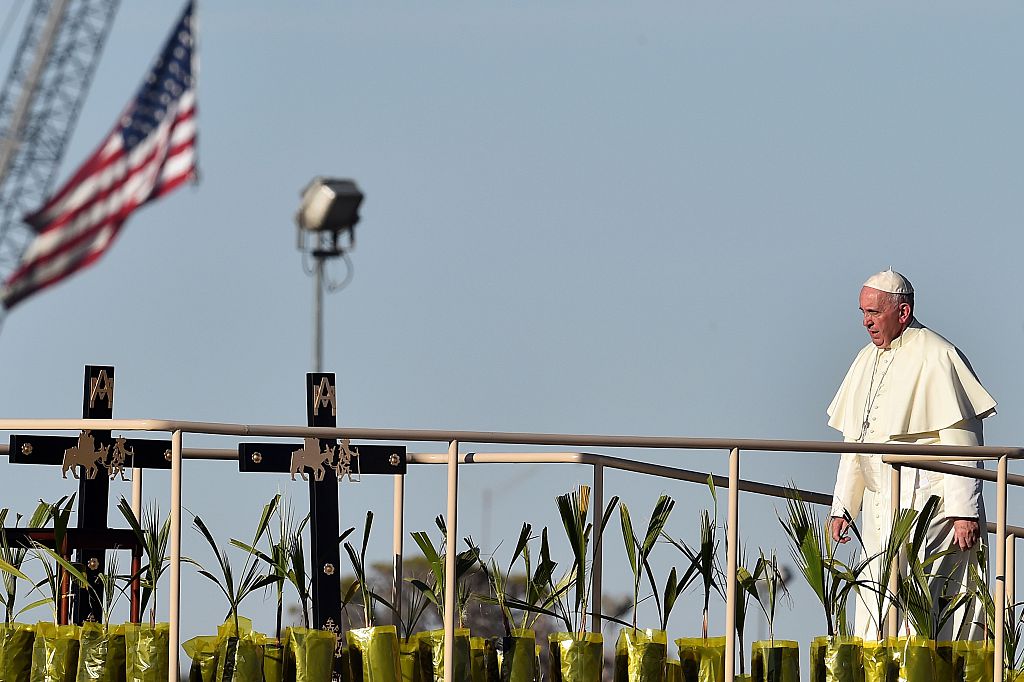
0 496 172 682
0 483 1015 682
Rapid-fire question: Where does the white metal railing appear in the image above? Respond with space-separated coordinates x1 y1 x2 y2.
0 419 1020 682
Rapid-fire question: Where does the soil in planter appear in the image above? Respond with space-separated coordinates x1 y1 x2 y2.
548 633 602 682
0 623 35 682
498 630 536 682
750 640 798 682
613 629 667 682
808 635 862 682
30 624 80 682
124 624 169 682
347 625 401 682
674 636 725 682
76 623 126 682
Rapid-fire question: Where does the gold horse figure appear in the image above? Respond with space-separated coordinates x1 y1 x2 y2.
61 431 109 480
290 437 335 481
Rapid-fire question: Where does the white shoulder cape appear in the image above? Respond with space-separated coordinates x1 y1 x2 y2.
826 322 996 441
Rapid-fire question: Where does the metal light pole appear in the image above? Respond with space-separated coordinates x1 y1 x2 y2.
296 177 364 373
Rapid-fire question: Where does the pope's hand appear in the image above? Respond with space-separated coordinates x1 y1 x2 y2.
953 519 980 550
830 516 851 544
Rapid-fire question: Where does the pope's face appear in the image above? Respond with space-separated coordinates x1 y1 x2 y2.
859 286 910 349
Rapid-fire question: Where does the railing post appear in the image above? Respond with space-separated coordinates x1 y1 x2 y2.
393 473 405 628
995 455 1008 680
168 430 182 682
1007 533 1016 609
131 467 143 521
724 447 739 682
443 440 459 682
591 463 604 635
887 464 901 636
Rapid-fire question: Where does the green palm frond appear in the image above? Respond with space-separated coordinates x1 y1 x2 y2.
193 495 282 630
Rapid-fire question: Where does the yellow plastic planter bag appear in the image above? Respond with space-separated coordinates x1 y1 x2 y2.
183 636 219 682
398 635 422 682
347 626 400 682
498 631 535 682
418 630 470 682
124 624 169 682
0 623 36 682
262 641 283 682
30 623 80 682
808 636 862 682
931 641 953 682
214 619 265 682
614 629 667 682
548 633 602 682
283 628 337 682
665 660 681 682
674 637 725 682
859 640 892 682
750 640 798 682
469 638 497 682
952 640 992 682
888 636 932 682
76 623 125 682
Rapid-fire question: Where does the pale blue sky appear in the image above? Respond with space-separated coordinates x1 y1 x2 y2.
0 1 1021 670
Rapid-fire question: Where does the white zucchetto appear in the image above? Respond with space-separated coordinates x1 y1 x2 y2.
863 268 913 295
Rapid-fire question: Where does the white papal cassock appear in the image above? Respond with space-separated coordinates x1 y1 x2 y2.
827 320 996 641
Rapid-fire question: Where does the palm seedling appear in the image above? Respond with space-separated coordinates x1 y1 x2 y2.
0 501 52 623
844 501 920 641
477 523 559 637
895 496 970 640
541 485 619 638
663 477 723 639
117 497 170 627
778 490 863 638
731 546 756 674
409 515 481 629
192 495 282 631
741 549 791 643
230 496 312 639
27 496 91 624
342 511 381 629
92 553 132 628
618 495 675 631
396 573 432 641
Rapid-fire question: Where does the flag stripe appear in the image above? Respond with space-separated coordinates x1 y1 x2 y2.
1 1 197 310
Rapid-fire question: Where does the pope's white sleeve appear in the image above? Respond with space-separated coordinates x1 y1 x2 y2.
937 417 984 519
831 447 865 519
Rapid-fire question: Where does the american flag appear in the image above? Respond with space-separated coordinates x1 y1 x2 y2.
1 0 198 310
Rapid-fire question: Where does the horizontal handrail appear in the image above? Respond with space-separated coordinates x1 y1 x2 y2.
0 419 1021 458
883 455 1024 486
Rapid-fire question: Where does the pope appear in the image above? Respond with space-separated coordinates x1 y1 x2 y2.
827 268 996 641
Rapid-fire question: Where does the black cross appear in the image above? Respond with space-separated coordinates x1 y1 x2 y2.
238 373 406 682
8 365 172 624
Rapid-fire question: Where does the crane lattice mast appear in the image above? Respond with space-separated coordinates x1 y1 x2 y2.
0 0 119 281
